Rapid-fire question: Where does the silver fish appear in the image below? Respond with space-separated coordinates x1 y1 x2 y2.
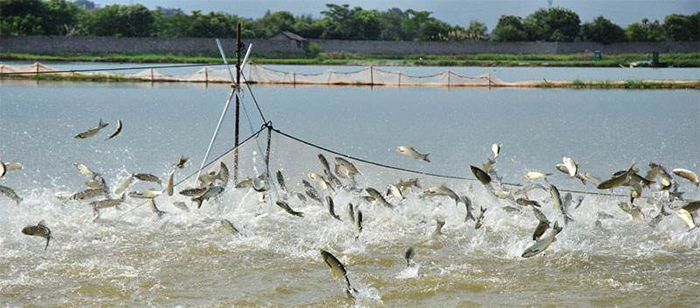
673 168 699 187
533 220 550 241
462 195 475 222
522 222 562 258
424 184 460 205
302 180 323 204
676 208 696 231
276 170 287 192
218 162 230 188
166 169 175 196
198 171 218 186
326 196 341 221
617 202 644 221
0 185 22 205
532 207 549 223
114 173 135 195
252 176 270 192
396 178 421 191
235 177 253 188
74 163 98 177
220 218 240 235
431 218 445 239
396 146 430 162
90 193 126 211
574 195 585 210
72 188 106 201
275 200 304 217
648 204 670 228
492 143 502 159
320 250 356 297
5 161 22 171
516 198 541 207
296 192 307 202
179 187 207 197
192 186 224 209
21 220 52 250
105 119 122 140
597 212 615 220
347 203 355 224
475 207 487 229
366 187 394 208
135 173 162 185
309 172 334 195
354 210 363 239
514 183 547 196
335 157 360 176
318 154 332 174
74 119 108 139
146 199 166 218
128 189 162 199
405 246 415 267
525 171 551 180
562 157 578 177
470 165 491 186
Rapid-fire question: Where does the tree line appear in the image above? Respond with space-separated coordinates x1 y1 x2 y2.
1 0 698 43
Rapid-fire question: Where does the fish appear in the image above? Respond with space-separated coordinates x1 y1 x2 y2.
596 212 615 220
334 164 348 179
597 163 635 190
74 119 108 139
54 191 75 201
532 220 550 241
0 185 22 205
648 204 670 228
74 163 99 177
179 187 207 197
366 187 394 208
72 188 106 201
166 169 175 196
648 163 673 190
252 176 270 192
146 198 166 218
327 196 341 221
514 183 547 196
521 222 563 258
574 195 585 210
302 180 323 204
354 210 363 239
525 171 551 180
175 155 189 169
470 165 491 186
676 209 696 231
128 189 162 199
172 201 189 212
532 207 549 223
492 189 512 199
475 207 487 229
104 119 122 140
673 168 699 187
220 219 240 235
617 202 644 221
21 220 52 250
578 172 602 187
562 157 578 177
192 186 224 209
235 177 253 188
320 250 356 297
275 200 304 217
625 171 654 188
218 162 230 188
135 173 162 185
386 184 404 200
492 143 502 159
683 200 700 212
5 161 23 171
309 172 334 195
198 171 218 186
424 184 460 205
516 198 541 207
114 173 135 195
296 192 307 202
276 170 287 192
396 146 430 162
431 218 445 239
405 246 415 267
335 157 361 176
549 185 563 213
462 195 475 222
318 154 332 174
347 203 355 224
396 178 421 191
503 206 520 213
90 193 126 212
483 157 496 173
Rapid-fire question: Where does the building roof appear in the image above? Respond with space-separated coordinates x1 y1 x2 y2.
276 31 306 41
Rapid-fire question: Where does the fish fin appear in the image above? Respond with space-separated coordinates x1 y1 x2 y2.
98 118 108 128
45 235 51 250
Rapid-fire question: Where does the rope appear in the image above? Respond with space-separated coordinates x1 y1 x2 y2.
270 128 628 198
240 71 267 124
174 126 266 187
0 63 229 76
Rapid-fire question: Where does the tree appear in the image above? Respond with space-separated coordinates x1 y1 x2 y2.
319 4 381 40
581 16 626 44
254 11 296 38
664 13 699 41
525 7 581 42
82 4 155 37
626 18 666 42
292 14 325 39
465 20 489 40
0 0 79 35
376 8 408 41
492 15 528 41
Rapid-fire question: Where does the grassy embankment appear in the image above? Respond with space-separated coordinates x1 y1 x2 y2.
2 52 699 67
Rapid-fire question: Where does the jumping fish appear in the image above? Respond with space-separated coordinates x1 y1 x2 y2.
128 189 162 199
475 207 487 229
114 173 135 196
74 163 99 177
135 173 162 185
179 187 207 197
192 186 224 209
574 195 585 210
648 204 670 228
21 220 52 250
617 202 644 221
673 168 699 187
483 157 496 173
366 187 394 208
220 219 240 235
562 157 578 177
90 193 126 212
326 196 341 221
462 195 475 222
354 210 363 239
514 183 547 196
347 203 355 223
218 162 230 188
396 146 430 162
309 172 334 195
276 170 288 192
318 154 332 174
302 180 323 204
198 171 218 186
424 185 460 205
5 161 22 171
146 198 166 218
335 157 361 176
492 143 502 159
296 192 307 202
396 178 421 191
175 155 189 169
525 171 551 180
252 176 270 192
166 169 175 196
0 185 22 205
386 184 404 200
105 119 122 140
72 188 106 201
74 119 108 139
275 200 304 217
431 218 445 239
597 163 636 190
516 198 541 207
405 247 415 267
320 250 357 297
521 222 563 258
532 220 550 241
648 163 673 190
470 165 491 186
550 184 573 224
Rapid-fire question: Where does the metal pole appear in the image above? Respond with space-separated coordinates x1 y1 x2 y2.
370 66 374 85
234 23 242 183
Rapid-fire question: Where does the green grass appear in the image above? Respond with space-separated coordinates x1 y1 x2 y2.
2 52 699 67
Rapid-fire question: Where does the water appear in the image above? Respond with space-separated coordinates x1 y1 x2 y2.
1 78 699 306
4 61 700 82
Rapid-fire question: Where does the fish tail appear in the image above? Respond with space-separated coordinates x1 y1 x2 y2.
45 236 51 251
465 210 475 222
98 118 107 128
564 214 574 225
193 197 203 209
422 154 431 163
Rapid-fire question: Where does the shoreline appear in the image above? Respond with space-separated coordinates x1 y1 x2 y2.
2 52 699 68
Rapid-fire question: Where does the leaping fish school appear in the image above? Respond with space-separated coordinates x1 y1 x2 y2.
1 38 699 306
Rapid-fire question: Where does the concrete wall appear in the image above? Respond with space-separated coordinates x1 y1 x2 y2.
1 36 698 56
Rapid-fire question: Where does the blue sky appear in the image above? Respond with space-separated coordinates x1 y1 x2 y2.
91 0 699 30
